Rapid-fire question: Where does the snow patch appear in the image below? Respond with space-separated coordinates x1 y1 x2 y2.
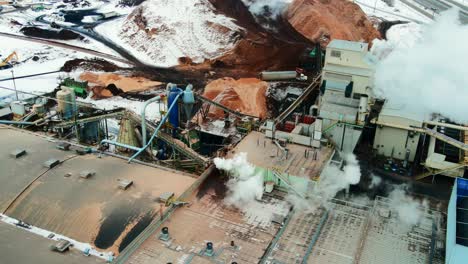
0 214 114 261
242 0 293 17
97 0 243 67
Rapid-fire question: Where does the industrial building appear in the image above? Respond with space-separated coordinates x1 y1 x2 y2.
373 104 423 162
446 178 468 263
0 38 463 264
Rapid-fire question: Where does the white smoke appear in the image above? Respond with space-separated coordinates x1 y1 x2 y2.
314 153 362 201
214 153 289 227
368 174 382 189
241 0 292 17
373 9 468 123
386 185 428 226
214 152 263 207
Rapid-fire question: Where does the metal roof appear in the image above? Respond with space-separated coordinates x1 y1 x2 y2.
446 178 468 263
0 221 105 264
327 39 368 52
0 126 197 256
380 103 425 123
323 64 374 77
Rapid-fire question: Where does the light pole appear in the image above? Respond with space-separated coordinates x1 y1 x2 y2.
11 69 18 101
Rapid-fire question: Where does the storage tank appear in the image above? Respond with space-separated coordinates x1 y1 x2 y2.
32 103 45 116
168 86 180 130
57 87 75 120
10 101 27 117
260 71 297 81
182 84 195 121
80 121 99 143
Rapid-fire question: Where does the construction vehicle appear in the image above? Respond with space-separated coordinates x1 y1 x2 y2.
61 77 88 98
0 52 18 70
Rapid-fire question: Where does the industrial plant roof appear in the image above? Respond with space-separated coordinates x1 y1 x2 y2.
0 126 198 258
0 221 105 264
123 182 289 264
328 39 368 52
227 131 334 180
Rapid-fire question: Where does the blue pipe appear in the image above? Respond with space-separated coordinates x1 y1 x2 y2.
128 92 183 163
100 139 142 152
0 120 35 125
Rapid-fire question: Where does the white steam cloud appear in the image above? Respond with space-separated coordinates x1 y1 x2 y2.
314 153 362 201
387 185 428 226
241 0 293 17
373 10 468 123
214 152 263 207
214 153 289 227
368 174 382 189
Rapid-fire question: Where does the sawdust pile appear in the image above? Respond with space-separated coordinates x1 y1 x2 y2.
286 0 381 47
79 72 162 98
203 78 268 119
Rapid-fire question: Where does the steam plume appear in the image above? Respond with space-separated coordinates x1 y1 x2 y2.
373 9 468 123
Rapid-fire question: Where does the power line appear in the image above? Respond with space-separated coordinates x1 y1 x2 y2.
0 85 97 108
0 70 61 82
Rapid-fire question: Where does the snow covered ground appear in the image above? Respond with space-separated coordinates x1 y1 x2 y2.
96 0 243 67
80 95 167 121
354 0 432 22
0 36 79 100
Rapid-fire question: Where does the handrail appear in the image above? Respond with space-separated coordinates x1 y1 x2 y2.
128 92 183 163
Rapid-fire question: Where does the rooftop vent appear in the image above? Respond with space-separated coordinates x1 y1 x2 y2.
44 159 60 169
203 242 215 257
10 149 26 158
50 239 72 252
118 179 133 190
79 170 95 179
56 142 71 151
159 227 170 241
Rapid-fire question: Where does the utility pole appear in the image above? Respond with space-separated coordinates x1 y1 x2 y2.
11 69 18 100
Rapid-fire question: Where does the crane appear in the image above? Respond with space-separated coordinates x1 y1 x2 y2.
0 51 18 70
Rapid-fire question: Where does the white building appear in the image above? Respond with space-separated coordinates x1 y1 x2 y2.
373 105 423 162
322 39 376 98
318 39 376 153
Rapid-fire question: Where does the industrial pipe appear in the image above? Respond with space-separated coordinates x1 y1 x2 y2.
100 139 142 152
141 95 162 146
128 91 183 163
0 120 35 125
424 120 468 131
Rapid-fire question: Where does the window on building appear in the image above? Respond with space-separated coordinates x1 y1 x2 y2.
331 50 341 58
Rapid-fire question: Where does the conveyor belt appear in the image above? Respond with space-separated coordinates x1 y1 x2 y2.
195 94 258 119
274 74 321 125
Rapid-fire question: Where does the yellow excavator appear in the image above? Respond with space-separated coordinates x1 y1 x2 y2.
0 51 18 70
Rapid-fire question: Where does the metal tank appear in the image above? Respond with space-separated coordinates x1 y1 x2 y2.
56 87 75 120
168 86 181 130
260 71 297 81
182 84 195 121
